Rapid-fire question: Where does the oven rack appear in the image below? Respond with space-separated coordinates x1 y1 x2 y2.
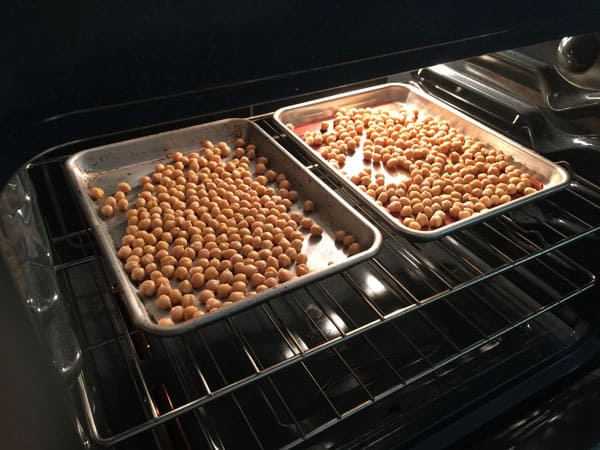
27 116 600 448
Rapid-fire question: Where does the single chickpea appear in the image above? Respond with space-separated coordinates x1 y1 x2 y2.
138 280 156 297
499 194 511 204
198 289 214 304
117 246 132 260
408 221 422 230
217 283 232 298
261 277 276 288
179 305 198 321
156 294 172 310
190 272 205 289
449 204 461 219
303 200 314 212
105 196 117 209
255 284 269 293
228 291 245 302
168 289 182 306
174 266 188 281
205 298 222 311
117 198 129 211
296 264 310 276
347 242 361 256
158 317 175 327
89 187 105 201
250 272 265 287
101 204 114 218
172 293 191 309
300 217 313 230
429 215 443 229
117 182 131 193
310 224 323 237
170 306 184 323
178 280 193 294
131 267 145 282
415 212 429 227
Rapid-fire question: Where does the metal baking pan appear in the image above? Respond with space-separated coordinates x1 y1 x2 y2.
273 83 570 239
66 119 382 335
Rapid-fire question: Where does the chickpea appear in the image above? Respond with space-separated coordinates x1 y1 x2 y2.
170 306 184 323
250 272 265 287
158 317 175 327
118 182 131 193
204 266 219 280
300 217 313 230
217 283 232 298
178 280 193 294
117 198 129 211
228 291 245 302
183 305 199 320
255 284 269 293
156 294 172 310
89 187 105 201
117 245 132 260
303 200 314 212
180 294 196 308
264 277 278 288
523 187 536 195
101 204 114 218
131 266 145 282
190 272 205 289
310 224 323 237
105 196 117 209
347 242 361 256
429 215 443 229
198 289 214 304
205 298 222 311
138 279 156 297
499 194 511 204
415 212 429 227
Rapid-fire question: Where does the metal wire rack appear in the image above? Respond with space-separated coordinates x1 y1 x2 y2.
26 115 599 449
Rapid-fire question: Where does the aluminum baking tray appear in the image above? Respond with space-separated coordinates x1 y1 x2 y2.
273 83 570 239
66 119 382 335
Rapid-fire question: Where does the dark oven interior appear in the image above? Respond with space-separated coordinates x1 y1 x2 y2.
2 7 600 449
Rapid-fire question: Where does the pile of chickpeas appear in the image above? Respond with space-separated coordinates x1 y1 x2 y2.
296 107 540 231
89 138 360 326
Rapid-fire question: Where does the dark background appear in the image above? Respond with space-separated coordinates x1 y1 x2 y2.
3 2 600 133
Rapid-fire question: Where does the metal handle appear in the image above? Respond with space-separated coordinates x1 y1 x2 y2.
421 63 539 122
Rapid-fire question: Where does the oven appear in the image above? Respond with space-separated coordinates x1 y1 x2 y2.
2 4 600 450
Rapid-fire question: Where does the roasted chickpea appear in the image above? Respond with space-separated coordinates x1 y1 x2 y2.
156 294 172 310
310 224 323 237
205 298 222 311
131 266 145 282
89 187 105 200
138 279 156 297
170 306 184 323
118 182 131 193
198 289 214 304
158 317 175 327
296 264 310 276
101 204 114 218
347 242 361 256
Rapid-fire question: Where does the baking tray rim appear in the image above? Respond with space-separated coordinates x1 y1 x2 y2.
65 118 383 336
273 82 571 240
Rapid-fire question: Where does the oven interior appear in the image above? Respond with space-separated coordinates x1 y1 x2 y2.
2 35 600 450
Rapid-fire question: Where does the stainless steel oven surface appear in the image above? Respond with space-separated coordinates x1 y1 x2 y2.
2 4 600 450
